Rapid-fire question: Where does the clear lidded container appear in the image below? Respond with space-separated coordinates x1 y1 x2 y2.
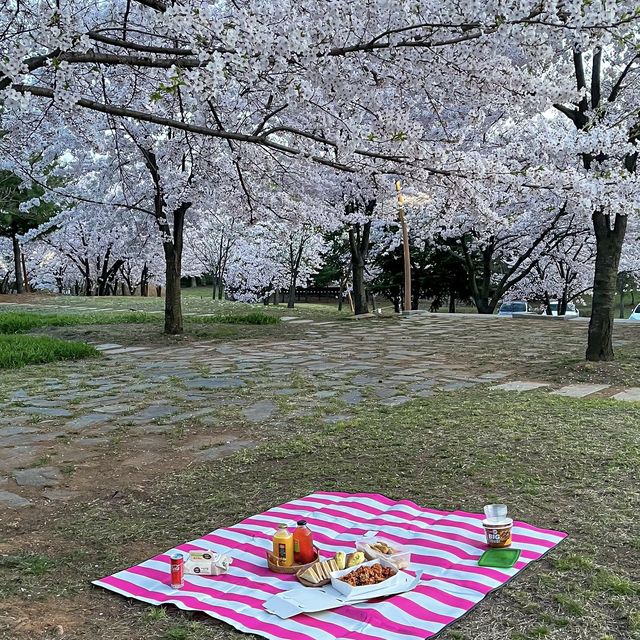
355 536 411 569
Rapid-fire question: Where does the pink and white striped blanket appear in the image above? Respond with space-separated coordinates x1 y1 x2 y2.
93 492 566 640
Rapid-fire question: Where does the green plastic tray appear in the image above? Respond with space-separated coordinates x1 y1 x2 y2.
478 548 521 568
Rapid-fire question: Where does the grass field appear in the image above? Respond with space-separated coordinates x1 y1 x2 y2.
0 290 350 322
1 390 638 639
0 310 279 334
0 334 100 369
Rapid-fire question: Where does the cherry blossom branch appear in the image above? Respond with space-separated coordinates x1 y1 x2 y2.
132 0 166 11
86 31 197 56
12 84 462 177
609 54 640 103
591 46 602 109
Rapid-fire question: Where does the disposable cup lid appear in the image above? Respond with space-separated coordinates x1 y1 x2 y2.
482 517 513 527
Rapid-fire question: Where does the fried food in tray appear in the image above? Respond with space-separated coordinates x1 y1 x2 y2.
339 563 395 587
368 541 396 555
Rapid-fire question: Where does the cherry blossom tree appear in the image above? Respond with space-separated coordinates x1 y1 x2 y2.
185 213 240 300
224 221 327 305
3 0 640 358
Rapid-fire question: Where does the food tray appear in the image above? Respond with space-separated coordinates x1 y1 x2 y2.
266 548 319 575
356 537 411 569
330 558 401 598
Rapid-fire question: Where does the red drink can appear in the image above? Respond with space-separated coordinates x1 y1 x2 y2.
170 553 184 589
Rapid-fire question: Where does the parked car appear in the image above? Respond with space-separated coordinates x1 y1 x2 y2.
497 301 529 316
540 302 580 317
629 304 640 321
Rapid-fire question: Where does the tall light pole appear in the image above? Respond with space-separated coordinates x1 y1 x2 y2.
395 180 412 312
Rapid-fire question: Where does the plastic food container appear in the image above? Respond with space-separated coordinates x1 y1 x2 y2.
355 537 411 569
482 518 513 548
330 559 400 598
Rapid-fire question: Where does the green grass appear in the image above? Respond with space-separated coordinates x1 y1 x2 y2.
188 311 278 325
0 310 280 335
0 291 350 322
0 334 100 369
0 310 157 333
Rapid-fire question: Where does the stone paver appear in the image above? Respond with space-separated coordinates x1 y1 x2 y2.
551 384 610 398
2 310 638 507
340 390 363 405
612 388 640 401
323 414 352 424
195 439 256 461
0 490 31 508
13 466 61 488
243 400 276 422
491 381 549 392
185 377 246 390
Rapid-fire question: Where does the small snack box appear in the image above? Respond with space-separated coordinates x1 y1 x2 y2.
330 559 400 598
185 550 232 576
356 537 411 569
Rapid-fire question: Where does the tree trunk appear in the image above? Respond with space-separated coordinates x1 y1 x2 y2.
163 245 182 334
162 205 188 335
11 234 24 294
586 212 627 361
287 282 296 309
352 260 368 315
448 290 456 313
21 253 30 293
475 296 492 314
337 280 344 311
140 264 149 297
619 287 625 319
411 281 420 311
348 221 371 315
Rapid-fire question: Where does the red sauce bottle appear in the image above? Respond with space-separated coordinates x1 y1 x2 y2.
293 520 315 564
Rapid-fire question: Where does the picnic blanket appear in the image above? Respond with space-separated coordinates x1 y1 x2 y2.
93 491 566 640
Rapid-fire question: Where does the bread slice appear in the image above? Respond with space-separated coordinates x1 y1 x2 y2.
299 564 320 584
318 561 331 581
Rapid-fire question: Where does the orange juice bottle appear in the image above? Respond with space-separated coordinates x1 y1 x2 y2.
272 523 294 566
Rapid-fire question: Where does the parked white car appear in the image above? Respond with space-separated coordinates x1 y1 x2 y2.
629 304 640 321
497 301 529 316
541 302 580 317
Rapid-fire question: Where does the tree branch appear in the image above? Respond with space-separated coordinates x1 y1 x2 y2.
553 102 588 129
58 51 207 69
12 84 462 176
87 30 195 56
572 46 589 114
132 0 167 11
609 54 640 103
591 46 602 109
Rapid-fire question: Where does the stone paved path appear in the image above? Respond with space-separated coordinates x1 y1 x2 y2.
1 313 638 509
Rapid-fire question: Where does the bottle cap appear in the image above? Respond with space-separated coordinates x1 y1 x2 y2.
297 520 307 526
278 523 288 529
